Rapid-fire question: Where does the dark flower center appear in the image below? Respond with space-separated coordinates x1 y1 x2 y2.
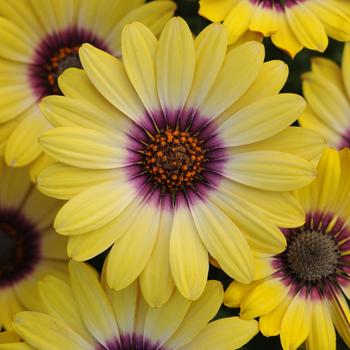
28 27 109 98
286 229 340 283
143 129 206 193
44 46 82 95
0 208 41 288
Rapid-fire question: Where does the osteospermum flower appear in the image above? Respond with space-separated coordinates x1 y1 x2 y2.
37 17 325 305
300 42 350 149
0 0 175 174
0 161 67 330
224 148 350 350
199 0 350 57
2 261 259 350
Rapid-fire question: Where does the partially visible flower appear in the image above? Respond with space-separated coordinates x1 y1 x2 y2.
37 17 325 305
0 0 176 175
199 0 350 57
300 42 350 149
224 148 350 350
0 161 67 330
3 261 259 350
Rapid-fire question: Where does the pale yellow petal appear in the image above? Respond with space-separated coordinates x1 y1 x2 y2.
169 206 208 300
191 200 254 284
69 261 119 345
218 94 305 146
79 44 145 122
40 127 127 169
54 178 136 235
156 17 195 111
166 280 223 349
224 151 316 191
106 203 160 290
200 41 264 119
198 0 237 22
342 42 350 101
181 317 258 350
13 312 94 350
240 278 289 319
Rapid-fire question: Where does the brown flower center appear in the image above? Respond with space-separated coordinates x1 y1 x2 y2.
286 230 340 283
143 129 206 192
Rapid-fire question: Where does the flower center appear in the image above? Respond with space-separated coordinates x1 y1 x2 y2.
143 129 206 193
286 230 340 283
28 27 108 99
44 46 82 95
0 208 41 288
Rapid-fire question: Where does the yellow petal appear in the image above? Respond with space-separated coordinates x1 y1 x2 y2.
305 1 350 42
140 211 175 307
306 300 336 350
165 280 223 349
122 21 160 114
224 280 262 308
230 126 326 163
330 292 350 347
249 2 278 36
219 94 305 146
38 164 120 200
271 8 302 58
40 127 127 169
211 191 286 254
79 44 145 122
0 17 34 62
191 200 254 284
143 289 191 346
29 153 56 183
13 311 94 350
185 23 227 109
302 72 350 135
169 206 208 300
200 41 264 119
240 278 289 319
218 60 289 122
5 113 51 167
105 1 176 56
54 178 135 235
181 317 258 350
69 261 119 345
259 295 291 337
156 17 195 111
106 203 160 290
198 0 237 22
280 291 311 350
225 151 316 191
40 95 130 134
285 2 328 52
223 1 254 44
38 276 94 344
219 174 305 228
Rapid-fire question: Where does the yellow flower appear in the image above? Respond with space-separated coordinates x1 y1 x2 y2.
2 261 259 350
38 17 324 305
0 161 67 330
300 42 350 149
199 0 350 57
0 0 176 174
224 148 350 350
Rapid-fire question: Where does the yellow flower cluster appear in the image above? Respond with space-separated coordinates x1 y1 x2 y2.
0 1 350 350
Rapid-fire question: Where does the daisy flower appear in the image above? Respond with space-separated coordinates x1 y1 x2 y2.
224 148 350 350
4 261 259 350
300 42 350 149
37 17 325 305
0 0 176 174
0 161 67 330
199 0 350 57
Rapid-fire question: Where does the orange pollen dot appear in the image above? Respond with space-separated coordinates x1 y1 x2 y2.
143 129 206 192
